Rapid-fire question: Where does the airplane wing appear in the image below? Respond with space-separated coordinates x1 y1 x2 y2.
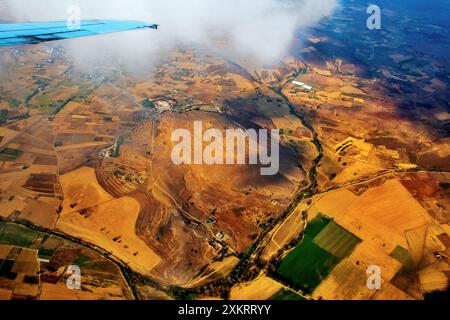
0 20 158 47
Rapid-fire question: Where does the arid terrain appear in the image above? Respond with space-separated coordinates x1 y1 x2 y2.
0 0 449 300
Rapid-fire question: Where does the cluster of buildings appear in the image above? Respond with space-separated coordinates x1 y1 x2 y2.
152 98 177 113
99 143 118 159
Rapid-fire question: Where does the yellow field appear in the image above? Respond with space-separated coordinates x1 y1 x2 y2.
418 262 450 293
314 241 404 299
312 259 376 300
40 282 126 300
57 196 161 275
260 241 280 263
331 179 432 252
307 189 357 221
0 195 27 218
60 166 113 214
229 276 284 300
405 226 428 266
347 242 403 282
305 178 436 300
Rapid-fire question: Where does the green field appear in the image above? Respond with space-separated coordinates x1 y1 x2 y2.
390 245 414 272
313 221 361 259
275 215 361 294
0 148 23 161
275 216 340 294
270 289 305 300
0 223 38 247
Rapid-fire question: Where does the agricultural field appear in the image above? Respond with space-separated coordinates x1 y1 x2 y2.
0 222 133 300
0 147 23 161
0 0 449 301
270 289 305 300
57 196 162 275
0 223 38 247
299 176 450 300
275 216 360 294
229 276 285 300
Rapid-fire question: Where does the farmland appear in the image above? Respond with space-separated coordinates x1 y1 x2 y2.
0 223 37 247
0 221 134 300
313 221 362 259
270 289 305 300
57 196 162 275
229 276 285 300
274 216 356 294
0 148 23 161
0 0 449 300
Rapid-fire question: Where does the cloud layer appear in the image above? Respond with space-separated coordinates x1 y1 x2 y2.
1 0 338 72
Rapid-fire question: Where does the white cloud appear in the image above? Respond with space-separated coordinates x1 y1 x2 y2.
1 0 338 72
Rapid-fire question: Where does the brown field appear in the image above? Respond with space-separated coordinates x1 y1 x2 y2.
57 196 161 275
11 248 40 275
40 281 127 300
229 276 284 300
0 195 28 218
401 172 450 223
0 244 12 259
23 173 57 194
0 288 12 300
33 155 58 166
14 198 59 229
372 283 414 300
0 128 20 149
330 179 432 253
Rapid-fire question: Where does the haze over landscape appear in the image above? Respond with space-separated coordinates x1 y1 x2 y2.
1 0 338 71
0 0 449 302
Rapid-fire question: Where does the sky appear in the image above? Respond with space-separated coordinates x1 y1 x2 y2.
0 0 339 72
